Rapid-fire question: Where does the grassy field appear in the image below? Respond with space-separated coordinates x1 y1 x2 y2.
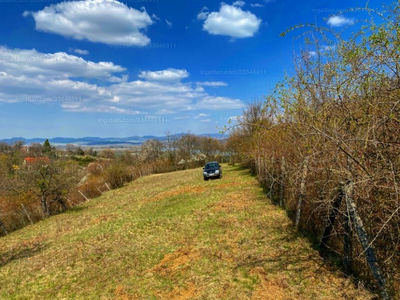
0 165 375 299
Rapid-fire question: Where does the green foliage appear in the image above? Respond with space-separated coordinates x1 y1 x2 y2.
43 139 51 154
104 162 133 189
71 155 96 166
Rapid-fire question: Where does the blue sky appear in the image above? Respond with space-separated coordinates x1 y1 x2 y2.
0 0 388 138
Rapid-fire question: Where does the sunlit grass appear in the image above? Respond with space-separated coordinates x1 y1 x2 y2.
0 165 374 299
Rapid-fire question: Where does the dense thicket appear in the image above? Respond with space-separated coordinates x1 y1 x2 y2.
227 4 399 299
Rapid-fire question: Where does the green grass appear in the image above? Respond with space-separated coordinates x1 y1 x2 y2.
0 165 375 299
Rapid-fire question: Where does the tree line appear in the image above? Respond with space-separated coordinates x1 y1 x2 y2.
227 3 399 299
0 133 226 236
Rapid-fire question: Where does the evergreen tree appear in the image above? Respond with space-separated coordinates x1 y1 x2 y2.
43 139 51 154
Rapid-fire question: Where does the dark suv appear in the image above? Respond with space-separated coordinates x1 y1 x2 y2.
203 162 222 180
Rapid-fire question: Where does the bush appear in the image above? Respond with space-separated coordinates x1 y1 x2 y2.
104 162 133 189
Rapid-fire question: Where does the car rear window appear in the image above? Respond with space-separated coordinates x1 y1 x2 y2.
206 163 219 169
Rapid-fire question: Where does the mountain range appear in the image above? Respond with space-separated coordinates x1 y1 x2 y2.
0 133 225 147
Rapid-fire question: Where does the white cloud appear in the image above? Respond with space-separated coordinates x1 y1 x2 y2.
233 1 245 7
62 104 141 114
138 68 189 82
327 15 354 27
197 6 210 20
24 0 153 46
197 12 209 20
250 3 263 7
152 13 161 22
200 3 262 38
194 113 210 119
196 81 228 87
174 116 190 120
0 47 125 81
165 19 173 28
201 119 211 122
0 47 245 115
155 108 175 114
193 96 245 110
74 49 89 55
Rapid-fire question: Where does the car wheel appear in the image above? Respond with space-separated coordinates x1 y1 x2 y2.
204 177 209 181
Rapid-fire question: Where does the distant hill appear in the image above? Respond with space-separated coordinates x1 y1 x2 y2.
0 133 225 147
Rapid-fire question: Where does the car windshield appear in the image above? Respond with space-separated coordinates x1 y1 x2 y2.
205 163 219 169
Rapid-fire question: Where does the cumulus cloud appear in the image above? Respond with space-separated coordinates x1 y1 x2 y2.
199 3 261 38
197 6 210 20
196 81 228 87
73 49 89 55
194 113 210 119
0 47 244 115
23 0 153 46
62 104 141 114
233 1 245 7
0 47 125 81
138 68 189 82
327 15 354 27
193 96 245 110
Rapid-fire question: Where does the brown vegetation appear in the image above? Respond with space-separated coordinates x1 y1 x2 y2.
226 3 400 298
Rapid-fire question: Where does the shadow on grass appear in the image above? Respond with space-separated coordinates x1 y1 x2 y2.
65 206 89 214
228 165 350 281
0 241 47 268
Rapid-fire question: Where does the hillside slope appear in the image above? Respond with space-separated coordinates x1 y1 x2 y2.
0 166 375 299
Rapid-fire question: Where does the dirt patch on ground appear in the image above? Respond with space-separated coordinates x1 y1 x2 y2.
156 282 199 300
250 267 287 300
211 192 252 213
113 286 137 300
151 186 206 202
20 236 45 247
149 248 200 276
90 214 117 225
218 182 242 188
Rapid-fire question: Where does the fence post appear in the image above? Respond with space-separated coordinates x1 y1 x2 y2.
343 192 353 275
280 156 286 207
319 183 345 255
295 157 308 228
345 181 390 300
21 204 33 225
78 190 90 202
271 156 275 198
0 219 8 236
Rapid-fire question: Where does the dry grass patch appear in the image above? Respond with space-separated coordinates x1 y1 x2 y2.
250 267 287 300
211 192 252 213
149 247 200 277
151 186 206 202
156 282 199 300
112 286 138 300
